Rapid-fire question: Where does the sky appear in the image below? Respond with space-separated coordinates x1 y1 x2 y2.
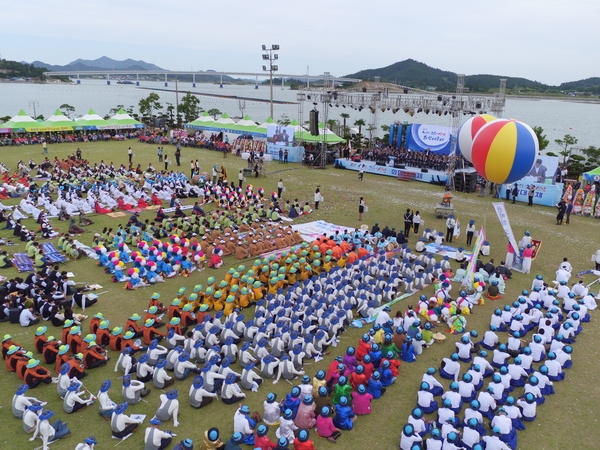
2 0 599 86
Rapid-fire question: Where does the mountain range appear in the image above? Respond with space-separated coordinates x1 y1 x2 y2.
20 56 600 94
345 59 600 94
28 56 163 72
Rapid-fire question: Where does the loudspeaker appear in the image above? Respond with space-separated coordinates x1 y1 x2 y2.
454 172 478 193
309 110 319 136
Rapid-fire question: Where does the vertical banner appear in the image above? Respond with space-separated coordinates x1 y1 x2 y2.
462 227 486 287
492 202 520 252
388 124 396 146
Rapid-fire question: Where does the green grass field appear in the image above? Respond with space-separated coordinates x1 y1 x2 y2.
0 139 598 450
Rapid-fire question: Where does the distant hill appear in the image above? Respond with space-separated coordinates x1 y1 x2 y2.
558 77 600 95
0 59 47 79
29 56 163 72
344 59 581 93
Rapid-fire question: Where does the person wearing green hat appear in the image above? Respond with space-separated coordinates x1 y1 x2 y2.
143 319 166 346
126 314 144 338
24 359 54 388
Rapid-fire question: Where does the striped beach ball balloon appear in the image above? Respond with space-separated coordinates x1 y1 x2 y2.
471 119 539 184
457 114 496 162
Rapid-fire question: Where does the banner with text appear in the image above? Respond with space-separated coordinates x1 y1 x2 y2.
492 202 520 253
462 226 486 288
406 124 453 154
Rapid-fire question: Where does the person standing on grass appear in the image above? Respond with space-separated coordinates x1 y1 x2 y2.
278 179 284 199
314 188 323 210
157 147 163 162
358 165 365 181
445 214 456 243
359 197 365 221
239 170 245 188
164 155 170 172
175 147 181 167
128 147 133 164
511 184 519 204
403 209 413 237
284 149 289 164
412 211 422 235
528 185 535 206
565 201 574 224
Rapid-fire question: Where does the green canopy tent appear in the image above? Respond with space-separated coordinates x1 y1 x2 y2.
185 112 219 131
3 109 46 133
74 109 110 130
295 122 345 144
106 109 145 129
583 166 600 182
42 109 76 131
253 117 275 136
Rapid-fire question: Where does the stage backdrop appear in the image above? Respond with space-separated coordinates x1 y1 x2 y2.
406 124 453 154
265 143 304 162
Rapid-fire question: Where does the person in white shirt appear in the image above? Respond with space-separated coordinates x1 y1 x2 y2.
98 380 117 419
63 382 95 414
399 423 422 450
22 402 42 434
12 384 46 419
154 389 180 426
233 404 257 445
144 418 173 450
517 393 537 421
20 306 40 327
75 435 97 450
111 402 142 438
30 409 71 447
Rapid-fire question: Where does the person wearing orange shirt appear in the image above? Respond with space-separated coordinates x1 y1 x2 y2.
83 341 108 369
142 319 166 346
293 429 316 450
109 327 124 352
357 246 370 259
179 304 196 328
89 312 105 335
96 320 111 347
144 306 164 328
2 334 19 359
24 359 54 388
42 337 60 365
66 327 85 355
34 326 49 354
15 352 33 379
125 314 144 337
6 345 25 372
148 292 165 314
168 299 182 320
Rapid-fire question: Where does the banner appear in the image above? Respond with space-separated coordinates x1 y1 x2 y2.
405 123 453 154
492 202 520 252
497 182 563 207
462 226 486 287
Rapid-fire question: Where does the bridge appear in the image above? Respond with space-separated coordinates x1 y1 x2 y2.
44 70 362 86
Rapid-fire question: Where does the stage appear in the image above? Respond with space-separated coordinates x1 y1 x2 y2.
335 158 448 184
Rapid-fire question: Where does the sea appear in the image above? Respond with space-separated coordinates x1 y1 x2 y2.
1 80 599 149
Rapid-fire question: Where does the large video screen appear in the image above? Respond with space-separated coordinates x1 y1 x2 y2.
267 125 295 146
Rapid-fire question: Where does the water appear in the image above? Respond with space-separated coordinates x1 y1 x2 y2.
1 80 599 149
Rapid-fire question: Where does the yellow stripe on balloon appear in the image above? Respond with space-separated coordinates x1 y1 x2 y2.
485 121 517 183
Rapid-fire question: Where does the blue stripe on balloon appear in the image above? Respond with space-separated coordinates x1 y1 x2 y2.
506 122 537 182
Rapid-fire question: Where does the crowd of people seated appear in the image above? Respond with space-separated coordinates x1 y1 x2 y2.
0 131 141 146
359 146 473 172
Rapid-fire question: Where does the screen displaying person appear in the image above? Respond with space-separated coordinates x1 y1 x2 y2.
527 158 547 183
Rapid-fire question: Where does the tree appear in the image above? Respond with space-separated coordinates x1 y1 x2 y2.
326 119 338 133
108 105 125 116
581 146 600 169
381 124 390 144
59 104 75 118
138 92 162 123
207 108 222 121
354 119 366 136
178 92 202 124
532 126 549 151
366 124 377 148
554 134 578 166
340 113 350 136
277 114 291 126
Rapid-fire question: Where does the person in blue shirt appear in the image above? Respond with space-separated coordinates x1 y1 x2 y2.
401 337 417 362
366 371 386 399
332 396 355 430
